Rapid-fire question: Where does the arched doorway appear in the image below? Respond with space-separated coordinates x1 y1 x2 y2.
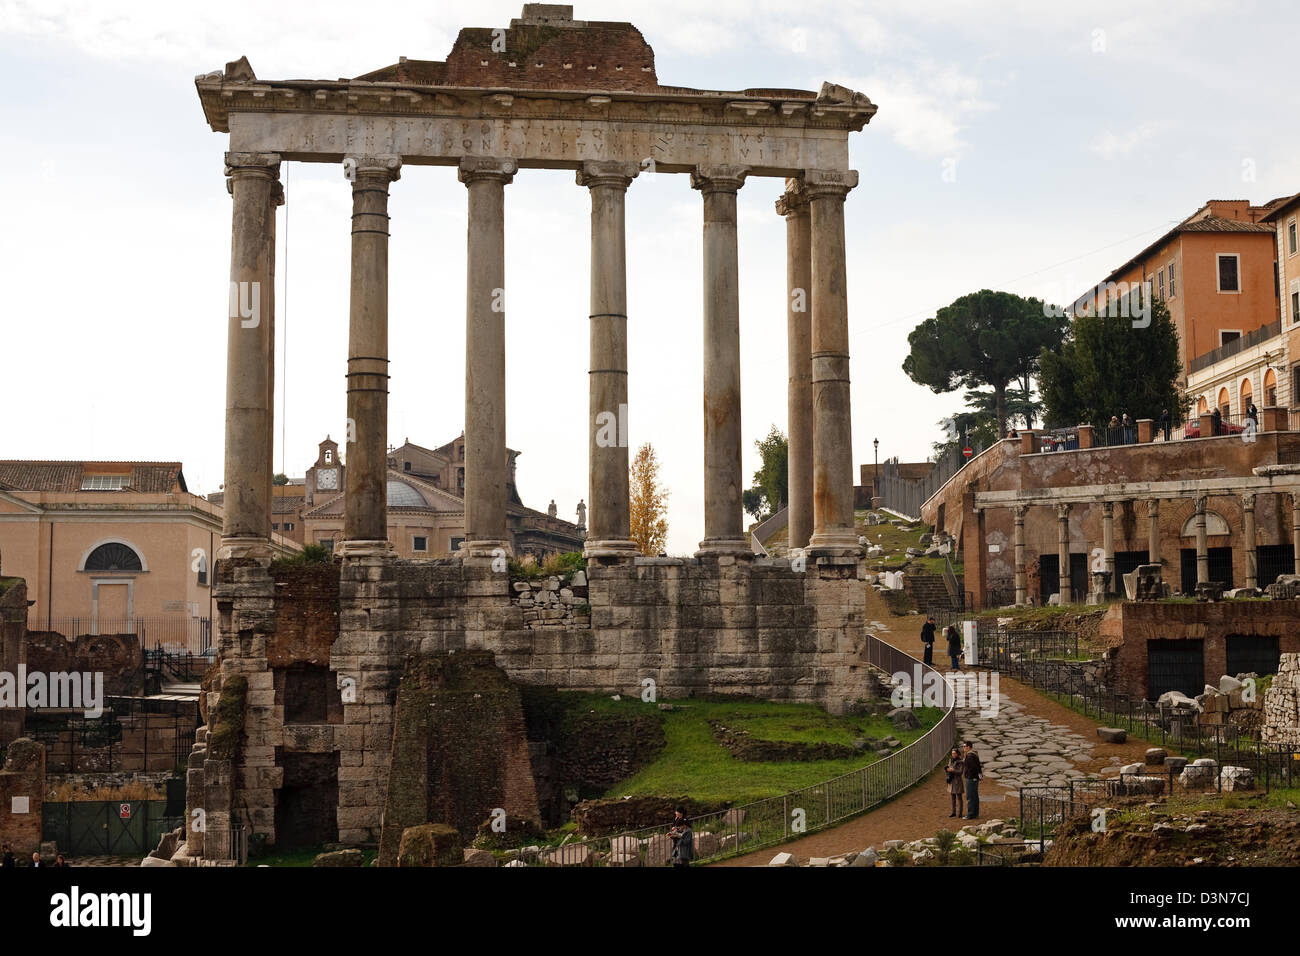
1240 376 1252 412
1217 386 1231 419
1264 367 1278 406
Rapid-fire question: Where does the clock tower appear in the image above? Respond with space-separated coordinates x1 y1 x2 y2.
306 436 344 506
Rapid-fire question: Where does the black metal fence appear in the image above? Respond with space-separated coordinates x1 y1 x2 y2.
28 616 212 655
25 696 198 774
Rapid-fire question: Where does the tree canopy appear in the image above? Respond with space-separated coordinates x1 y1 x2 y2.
903 289 1067 437
629 442 670 556
1038 297 1185 428
743 426 788 521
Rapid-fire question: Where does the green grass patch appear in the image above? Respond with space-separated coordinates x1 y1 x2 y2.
509 551 586 581
596 696 944 805
270 543 332 567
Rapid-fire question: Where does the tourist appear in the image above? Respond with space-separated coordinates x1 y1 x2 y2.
668 806 694 868
962 741 982 820
1246 401 1259 430
1 843 13 868
30 852 41 868
1211 406 1222 436
53 854 67 868
1121 413 1134 444
920 615 937 666
946 747 965 818
945 624 962 670
1159 408 1171 442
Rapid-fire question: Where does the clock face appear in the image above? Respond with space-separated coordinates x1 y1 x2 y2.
317 468 338 490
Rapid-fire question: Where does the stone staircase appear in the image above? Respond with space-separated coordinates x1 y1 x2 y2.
904 572 956 612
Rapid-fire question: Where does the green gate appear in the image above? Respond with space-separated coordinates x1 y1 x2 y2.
42 801 174 858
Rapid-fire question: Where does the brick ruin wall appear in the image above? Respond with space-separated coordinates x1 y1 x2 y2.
194 553 869 853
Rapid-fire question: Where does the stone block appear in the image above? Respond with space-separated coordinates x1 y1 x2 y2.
1097 727 1127 743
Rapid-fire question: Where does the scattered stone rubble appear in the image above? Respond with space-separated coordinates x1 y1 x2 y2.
769 819 1042 867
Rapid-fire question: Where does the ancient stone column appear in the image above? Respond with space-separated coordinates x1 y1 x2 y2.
1101 500 1115 595
1242 492 1258 589
806 169 861 556
578 161 639 559
777 183 813 551
220 151 282 561
341 155 401 556
1012 505 1027 605
1056 503 1070 601
1147 499 1160 566
1194 495 1209 586
691 164 750 557
1292 493 1300 576
460 158 517 557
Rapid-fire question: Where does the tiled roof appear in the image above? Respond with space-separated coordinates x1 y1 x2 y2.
272 495 304 514
1262 192 1300 222
0 461 185 493
1179 216 1274 233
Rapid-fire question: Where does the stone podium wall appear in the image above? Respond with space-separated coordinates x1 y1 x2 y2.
203 552 868 849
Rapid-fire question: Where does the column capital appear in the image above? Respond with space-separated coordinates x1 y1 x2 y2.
1241 492 1256 510
1056 503 1071 520
803 168 859 199
1101 500 1114 517
459 156 517 186
1147 498 1160 516
1194 495 1207 514
576 160 639 190
690 164 749 193
1011 504 1027 521
224 151 281 175
775 179 809 217
345 153 402 183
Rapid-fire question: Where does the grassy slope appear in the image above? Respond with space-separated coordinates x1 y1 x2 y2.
592 695 944 805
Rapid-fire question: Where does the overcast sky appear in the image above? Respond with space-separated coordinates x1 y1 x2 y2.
2 1 1296 553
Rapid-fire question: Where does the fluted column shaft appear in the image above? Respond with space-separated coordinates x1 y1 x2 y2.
806 169 860 555
579 161 639 558
1242 493 1257 589
342 155 401 552
1102 501 1115 594
460 158 517 555
1057 504 1070 600
1147 499 1160 566
692 164 749 556
220 151 282 560
778 184 813 551
1013 505 1027 605
1194 496 1209 585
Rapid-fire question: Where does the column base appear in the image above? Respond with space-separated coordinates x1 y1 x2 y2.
695 536 753 560
583 539 639 560
339 539 395 561
458 539 511 564
807 529 863 559
216 536 274 563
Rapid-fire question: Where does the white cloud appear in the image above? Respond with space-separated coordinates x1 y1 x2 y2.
1089 123 1158 160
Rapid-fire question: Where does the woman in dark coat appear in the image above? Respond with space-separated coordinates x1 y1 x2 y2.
945 625 962 670
946 747 965 818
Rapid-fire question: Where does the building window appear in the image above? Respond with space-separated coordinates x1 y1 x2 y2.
284 522 294 531
413 536 427 552
450 536 465 552
1169 262 1177 297
1292 287 1300 325
319 538 334 554
1292 366 1300 408
1217 254 1240 292
84 542 143 572
1157 269 1165 299
1289 219 1298 256
195 551 208 586
1220 330 1241 347
404 461 411 471
80 475 128 490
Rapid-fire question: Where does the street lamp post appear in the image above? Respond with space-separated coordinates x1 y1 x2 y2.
872 437 880 509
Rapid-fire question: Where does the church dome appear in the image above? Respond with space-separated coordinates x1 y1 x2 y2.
386 479 427 509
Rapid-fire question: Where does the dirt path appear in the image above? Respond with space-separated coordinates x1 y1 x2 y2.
715 620 1172 866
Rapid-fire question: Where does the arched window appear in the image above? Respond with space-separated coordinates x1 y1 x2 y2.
1217 387 1230 418
1240 377 1253 409
1197 396 1208 415
1264 368 1278 406
84 542 143 572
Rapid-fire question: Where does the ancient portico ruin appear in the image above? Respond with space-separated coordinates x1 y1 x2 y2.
191 6 876 855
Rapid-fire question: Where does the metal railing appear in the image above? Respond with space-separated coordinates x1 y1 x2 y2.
523 634 957 866
24 696 198 774
28 616 212 655
1188 320 1280 374
877 445 983 521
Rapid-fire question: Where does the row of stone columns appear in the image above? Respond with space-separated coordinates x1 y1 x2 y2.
1003 492 1300 604
219 153 861 562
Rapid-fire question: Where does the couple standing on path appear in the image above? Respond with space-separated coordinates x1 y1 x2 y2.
945 742 982 819
920 615 962 670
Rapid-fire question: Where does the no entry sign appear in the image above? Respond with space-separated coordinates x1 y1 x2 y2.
119 803 132 820
962 447 973 458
